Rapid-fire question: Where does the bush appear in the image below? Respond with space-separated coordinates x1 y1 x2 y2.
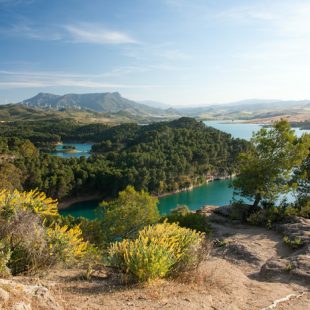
285 201 310 219
283 236 303 249
0 241 11 277
100 186 160 243
0 189 92 275
247 205 286 228
161 206 211 234
108 222 206 282
46 224 90 266
229 201 252 222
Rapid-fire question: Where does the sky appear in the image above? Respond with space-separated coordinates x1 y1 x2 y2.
0 0 310 106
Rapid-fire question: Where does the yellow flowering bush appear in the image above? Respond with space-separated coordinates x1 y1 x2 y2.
0 189 92 275
0 189 58 219
47 224 89 265
108 222 205 282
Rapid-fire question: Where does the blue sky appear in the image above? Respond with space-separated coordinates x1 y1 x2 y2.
0 0 310 106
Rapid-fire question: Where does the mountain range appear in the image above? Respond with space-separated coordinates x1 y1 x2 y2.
20 92 178 117
0 93 306 123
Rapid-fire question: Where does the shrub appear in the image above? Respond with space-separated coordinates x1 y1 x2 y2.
285 201 310 219
247 205 286 228
100 186 160 243
108 222 206 282
229 202 252 222
161 207 211 234
0 189 58 220
0 189 92 275
283 236 303 249
46 224 90 266
0 241 11 277
171 205 190 215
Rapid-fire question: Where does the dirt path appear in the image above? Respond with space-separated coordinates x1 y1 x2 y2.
18 219 305 310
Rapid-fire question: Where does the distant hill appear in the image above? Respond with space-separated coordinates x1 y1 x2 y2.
138 100 170 109
19 92 178 117
179 99 310 120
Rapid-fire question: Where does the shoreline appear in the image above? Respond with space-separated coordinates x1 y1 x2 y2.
58 194 103 210
58 174 235 211
157 174 235 198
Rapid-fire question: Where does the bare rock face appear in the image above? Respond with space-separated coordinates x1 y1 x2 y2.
260 253 310 284
260 217 310 285
0 279 62 310
274 217 310 245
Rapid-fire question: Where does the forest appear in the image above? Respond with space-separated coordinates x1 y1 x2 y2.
0 117 248 200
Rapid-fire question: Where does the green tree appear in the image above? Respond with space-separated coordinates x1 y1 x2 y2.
100 186 160 243
0 163 23 191
294 154 310 206
233 120 310 207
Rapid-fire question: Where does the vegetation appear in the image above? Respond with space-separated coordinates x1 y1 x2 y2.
0 117 248 200
293 154 310 209
108 222 205 282
283 236 303 249
99 186 160 243
233 120 310 208
161 205 211 234
0 189 91 275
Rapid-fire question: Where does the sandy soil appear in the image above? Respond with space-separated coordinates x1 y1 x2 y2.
15 221 309 310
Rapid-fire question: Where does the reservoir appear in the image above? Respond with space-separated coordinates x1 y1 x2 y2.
52 143 92 158
60 121 308 218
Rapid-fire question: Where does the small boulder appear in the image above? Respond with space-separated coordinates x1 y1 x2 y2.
0 287 9 303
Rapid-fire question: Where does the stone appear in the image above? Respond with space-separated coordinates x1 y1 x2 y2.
0 287 9 303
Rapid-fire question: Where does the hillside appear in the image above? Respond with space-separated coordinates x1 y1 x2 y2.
20 92 178 117
0 117 248 200
179 99 310 121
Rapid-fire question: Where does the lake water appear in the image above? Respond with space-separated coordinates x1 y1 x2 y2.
60 121 308 218
59 179 237 219
52 143 92 158
203 121 262 140
203 120 309 140
60 199 101 220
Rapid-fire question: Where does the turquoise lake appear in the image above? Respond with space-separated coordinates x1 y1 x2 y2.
59 121 308 218
52 143 92 158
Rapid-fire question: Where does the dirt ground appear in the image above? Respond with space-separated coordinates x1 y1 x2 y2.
14 222 308 310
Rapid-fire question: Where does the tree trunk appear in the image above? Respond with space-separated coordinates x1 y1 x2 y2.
253 194 261 208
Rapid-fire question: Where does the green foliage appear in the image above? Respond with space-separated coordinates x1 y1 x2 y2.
283 236 303 249
284 262 295 272
214 239 227 247
293 155 310 208
247 201 310 228
0 162 23 191
233 120 310 207
100 186 160 243
284 201 310 219
247 205 286 228
0 118 248 200
108 222 205 282
161 205 211 234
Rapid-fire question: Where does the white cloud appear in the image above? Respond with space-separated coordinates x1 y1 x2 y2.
0 69 159 89
0 81 46 88
64 24 137 45
0 22 137 45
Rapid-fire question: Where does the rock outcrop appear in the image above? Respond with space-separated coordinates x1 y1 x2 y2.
0 279 62 310
260 217 310 284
